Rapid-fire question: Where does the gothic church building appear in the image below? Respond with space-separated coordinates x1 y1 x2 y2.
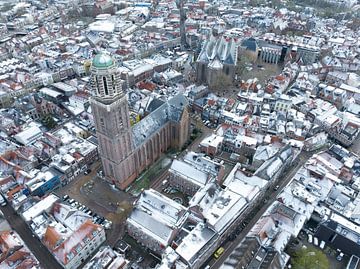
90 53 190 190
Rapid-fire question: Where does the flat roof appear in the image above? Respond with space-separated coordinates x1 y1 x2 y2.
22 194 59 222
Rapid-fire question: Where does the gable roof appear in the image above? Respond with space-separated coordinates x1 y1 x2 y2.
132 94 188 147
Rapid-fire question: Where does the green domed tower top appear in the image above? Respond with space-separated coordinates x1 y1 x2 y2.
92 53 114 69
89 52 123 99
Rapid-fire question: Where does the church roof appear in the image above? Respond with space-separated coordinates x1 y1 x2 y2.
132 94 187 147
146 98 165 114
92 53 114 69
197 35 238 66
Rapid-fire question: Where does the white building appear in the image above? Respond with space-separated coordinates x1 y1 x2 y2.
83 246 129 269
21 195 106 269
127 189 187 254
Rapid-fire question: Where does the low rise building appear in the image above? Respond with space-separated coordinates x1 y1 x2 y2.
21 194 106 269
127 189 187 254
83 246 129 269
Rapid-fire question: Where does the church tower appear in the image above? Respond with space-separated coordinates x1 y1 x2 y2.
89 53 136 188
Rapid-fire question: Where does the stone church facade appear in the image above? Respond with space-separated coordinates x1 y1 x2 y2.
196 35 239 89
90 53 190 190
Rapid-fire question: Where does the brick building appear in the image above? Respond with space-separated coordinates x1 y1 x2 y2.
90 53 190 190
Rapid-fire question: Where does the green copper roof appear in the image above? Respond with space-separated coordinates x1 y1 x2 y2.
92 53 114 68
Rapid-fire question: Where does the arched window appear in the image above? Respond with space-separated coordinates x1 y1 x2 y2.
103 77 109 95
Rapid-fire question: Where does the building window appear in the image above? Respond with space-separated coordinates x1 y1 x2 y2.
100 118 105 132
103 77 109 95
112 75 116 93
172 126 176 140
109 163 114 177
95 76 100 95
118 108 123 127
225 66 230 75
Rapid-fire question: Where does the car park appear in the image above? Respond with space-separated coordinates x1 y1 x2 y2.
84 209 90 214
63 198 109 229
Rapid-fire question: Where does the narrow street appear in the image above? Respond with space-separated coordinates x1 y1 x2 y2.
1 204 62 269
208 150 311 268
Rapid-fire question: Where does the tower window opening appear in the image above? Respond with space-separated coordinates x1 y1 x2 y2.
103 77 109 95
95 77 100 95
100 118 105 132
112 75 116 93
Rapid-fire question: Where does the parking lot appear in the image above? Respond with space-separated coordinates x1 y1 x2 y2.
287 227 349 269
61 194 112 230
55 161 135 246
121 233 160 269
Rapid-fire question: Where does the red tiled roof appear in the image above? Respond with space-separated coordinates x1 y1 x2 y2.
53 220 102 265
43 226 62 250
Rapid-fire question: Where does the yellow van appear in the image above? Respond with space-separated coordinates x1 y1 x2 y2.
214 247 225 259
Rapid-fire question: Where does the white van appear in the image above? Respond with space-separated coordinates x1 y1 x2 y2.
319 241 325 249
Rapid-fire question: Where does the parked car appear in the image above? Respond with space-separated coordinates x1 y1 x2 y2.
337 252 344 261
96 217 105 224
319 241 325 249
274 185 280 191
84 169 92 175
307 234 313 244
62 195 69 201
84 209 92 215
103 220 112 230
313 237 319 246
0 194 7 206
